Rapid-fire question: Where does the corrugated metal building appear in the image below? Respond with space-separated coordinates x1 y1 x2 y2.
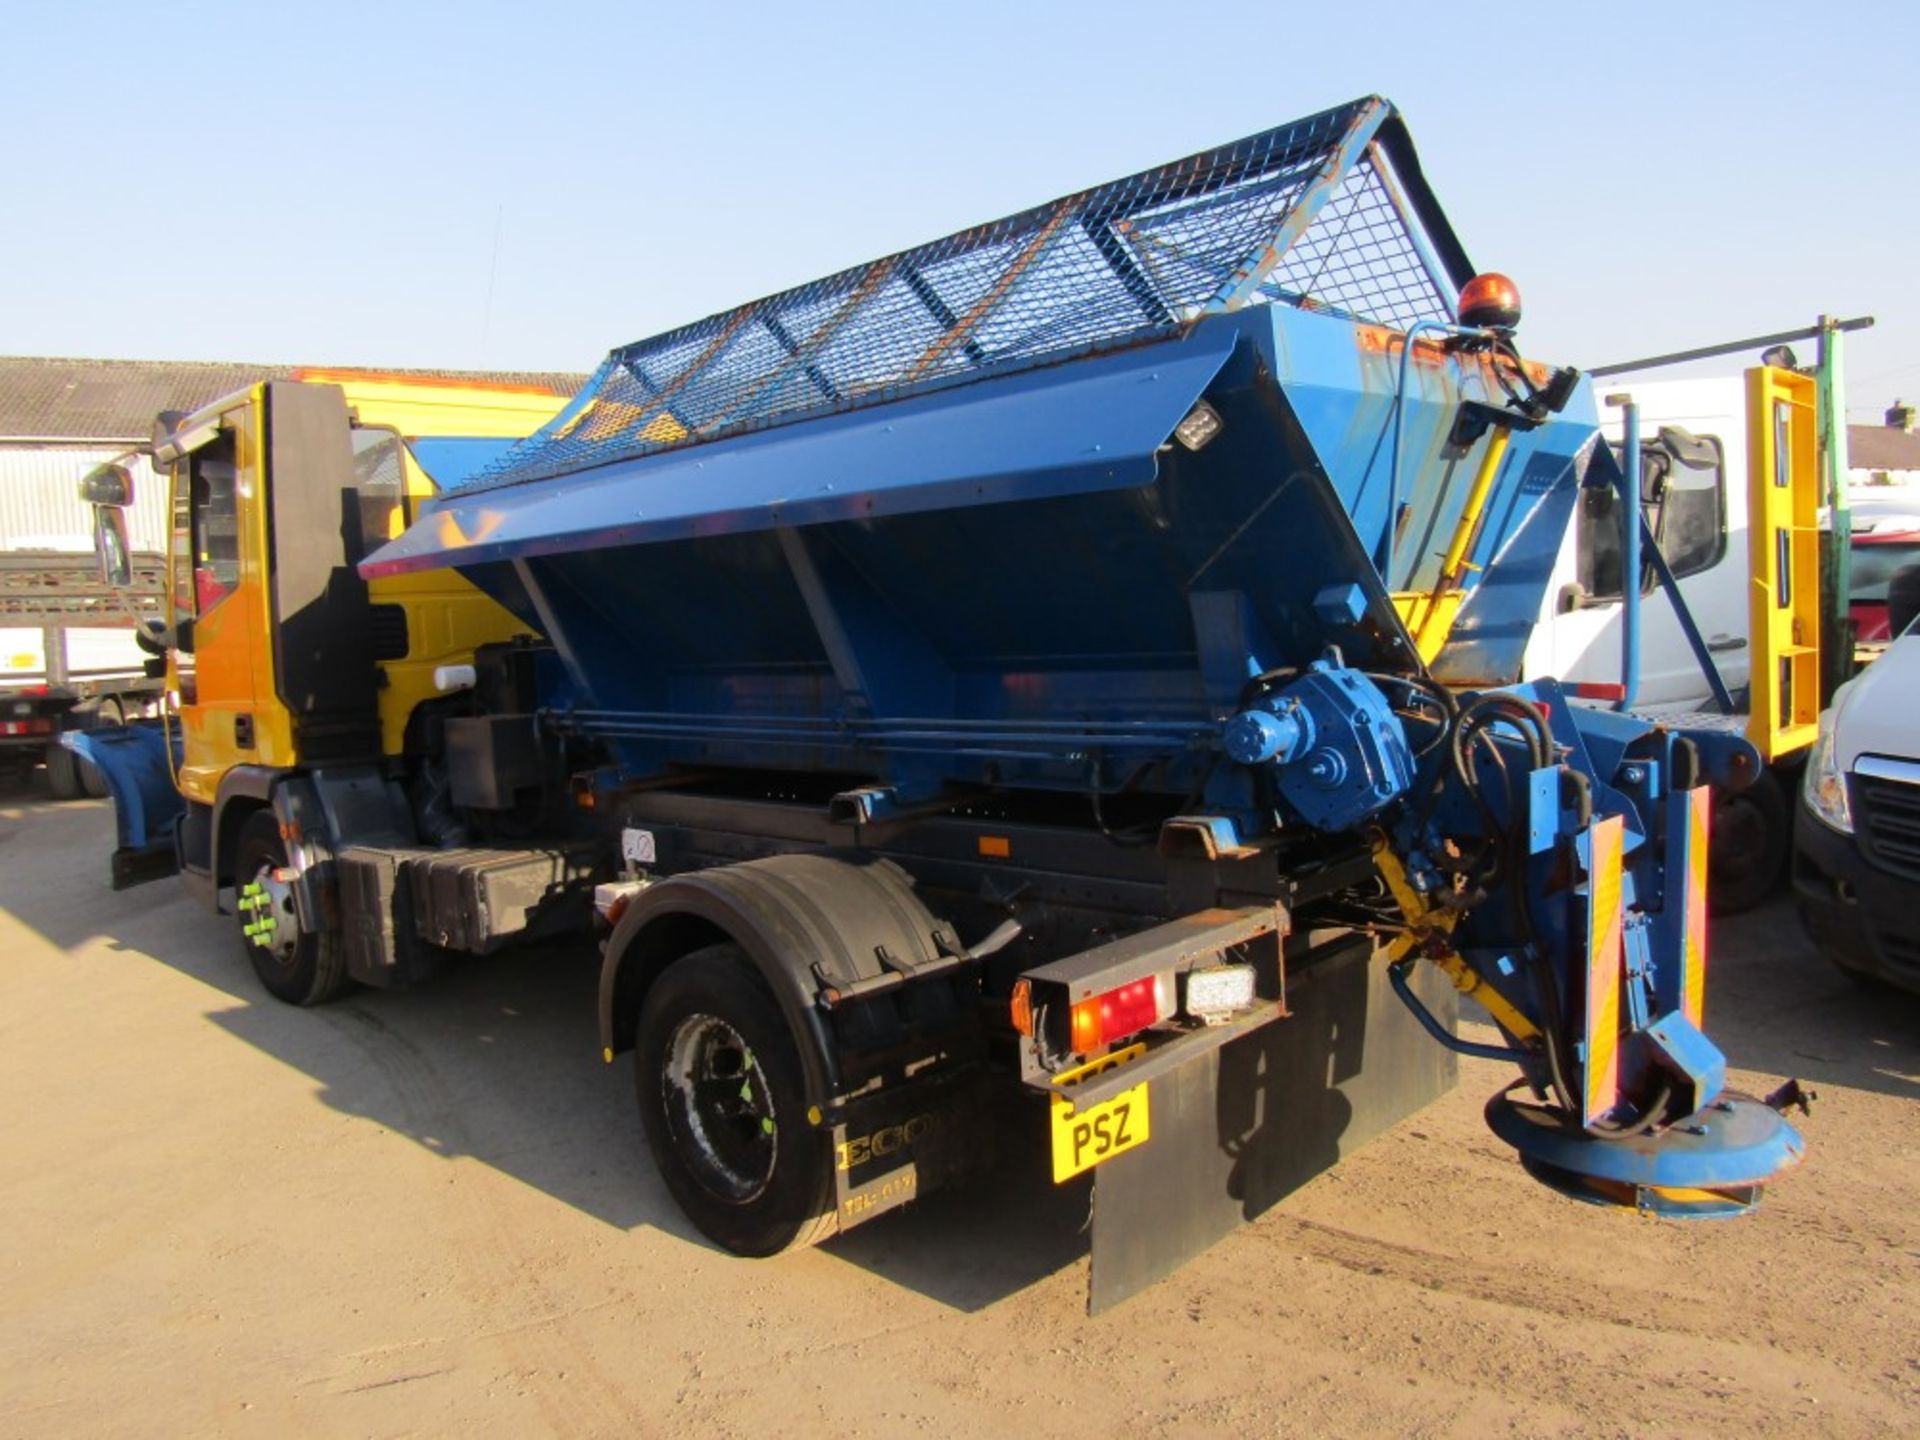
0 356 585 554
1 445 165 551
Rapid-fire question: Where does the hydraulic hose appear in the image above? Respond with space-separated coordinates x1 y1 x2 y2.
1387 962 1532 1063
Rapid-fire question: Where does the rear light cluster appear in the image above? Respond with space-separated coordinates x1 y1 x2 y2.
1 719 53 737
1014 963 1262 1058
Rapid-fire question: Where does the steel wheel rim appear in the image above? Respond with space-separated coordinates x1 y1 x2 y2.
662 1012 776 1202
237 863 299 965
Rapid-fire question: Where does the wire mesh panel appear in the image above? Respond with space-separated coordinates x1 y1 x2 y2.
456 96 1457 495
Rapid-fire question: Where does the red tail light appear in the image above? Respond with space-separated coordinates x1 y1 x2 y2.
1068 975 1169 1054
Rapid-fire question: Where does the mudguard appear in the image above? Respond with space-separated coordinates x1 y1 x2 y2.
600 852 960 1108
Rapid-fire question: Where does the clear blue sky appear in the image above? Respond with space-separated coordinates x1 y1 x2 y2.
3 0 1914 418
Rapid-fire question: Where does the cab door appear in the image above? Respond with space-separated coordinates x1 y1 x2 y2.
169 395 278 804
1523 380 1751 712
1554 425 1748 708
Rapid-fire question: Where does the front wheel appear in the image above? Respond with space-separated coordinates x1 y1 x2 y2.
234 811 352 1006
635 944 836 1256
1709 771 1789 915
77 699 122 798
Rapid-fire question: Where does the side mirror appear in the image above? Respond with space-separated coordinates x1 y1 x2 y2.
133 616 192 656
134 620 169 657
78 460 135 507
93 504 132 589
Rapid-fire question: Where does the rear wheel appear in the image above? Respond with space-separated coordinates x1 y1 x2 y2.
234 810 352 1006
635 944 836 1256
43 741 82 800
76 699 122 798
1709 771 1789 915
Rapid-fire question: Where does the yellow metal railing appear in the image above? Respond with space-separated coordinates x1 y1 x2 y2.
1745 365 1821 760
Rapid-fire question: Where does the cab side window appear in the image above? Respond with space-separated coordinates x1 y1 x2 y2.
1579 429 1727 599
189 431 242 614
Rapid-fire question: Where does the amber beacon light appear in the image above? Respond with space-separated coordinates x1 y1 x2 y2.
1457 271 1522 331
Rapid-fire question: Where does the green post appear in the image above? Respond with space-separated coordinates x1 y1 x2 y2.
1817 315 1853 702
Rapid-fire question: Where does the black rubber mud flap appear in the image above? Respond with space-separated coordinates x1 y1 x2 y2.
1087 940 1458 1314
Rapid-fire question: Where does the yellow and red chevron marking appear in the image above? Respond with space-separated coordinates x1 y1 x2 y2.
1683 785 1711 1027
1583 814 1626 1127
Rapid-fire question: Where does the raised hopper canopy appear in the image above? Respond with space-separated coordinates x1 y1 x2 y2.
364 92 1473 583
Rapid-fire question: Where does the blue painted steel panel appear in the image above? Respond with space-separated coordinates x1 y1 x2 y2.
362 331 1237 579
407 437 530 491
1229 304 1595 595
62 723 181 853
1486 1091 1802 1190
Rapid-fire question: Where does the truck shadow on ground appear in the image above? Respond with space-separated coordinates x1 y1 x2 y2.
0 792 1095 1310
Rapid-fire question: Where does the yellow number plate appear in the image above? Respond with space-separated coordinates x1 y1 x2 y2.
1049 1044 1151 1182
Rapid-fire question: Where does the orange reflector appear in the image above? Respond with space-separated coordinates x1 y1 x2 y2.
1069 997 1103 1055
978 835 1010 859
1010 980 1034 1037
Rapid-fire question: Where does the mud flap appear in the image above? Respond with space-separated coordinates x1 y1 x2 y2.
61 723 183 888
830 1067 994 1236
1087 939 1457 1313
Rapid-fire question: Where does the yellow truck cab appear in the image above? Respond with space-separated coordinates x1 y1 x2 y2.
143 376 566 985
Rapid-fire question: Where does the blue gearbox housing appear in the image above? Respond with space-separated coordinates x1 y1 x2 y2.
1222 660 1415 832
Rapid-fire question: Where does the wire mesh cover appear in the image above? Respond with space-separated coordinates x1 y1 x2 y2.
455 97 1454 495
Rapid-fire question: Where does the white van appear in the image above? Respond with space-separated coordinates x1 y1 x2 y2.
1793 575 1920 992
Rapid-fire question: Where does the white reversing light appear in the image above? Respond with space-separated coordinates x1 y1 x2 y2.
1173 400 1224 452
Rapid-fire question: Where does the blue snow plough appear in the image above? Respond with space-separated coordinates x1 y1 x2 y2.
84 96 1804 1311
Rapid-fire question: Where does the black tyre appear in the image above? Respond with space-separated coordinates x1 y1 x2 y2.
43 741 82 800
1709 771 1789 915
234 810 352 1006
635 944 836 1256
78 758 109 798
77 700 121 799
1833 957 1891 991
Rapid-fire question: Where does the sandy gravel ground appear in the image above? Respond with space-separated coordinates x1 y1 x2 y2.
1 786 1915 1438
